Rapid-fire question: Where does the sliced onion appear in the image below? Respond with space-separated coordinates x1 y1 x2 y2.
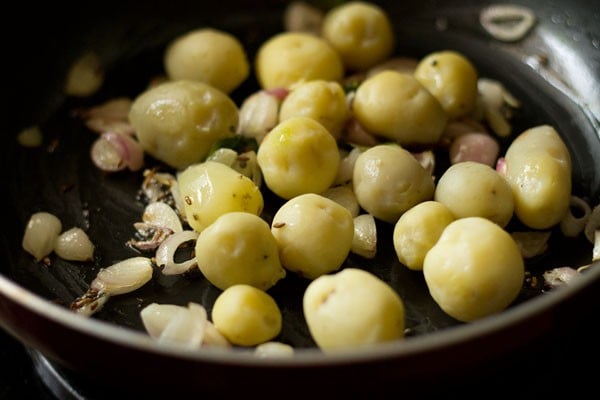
22 212 62 261
321 185 360 217
352 214 377 259
70 289 109 317
560 196 592 237
90 131 144 172
202 321 231 348
91 257 153 296
54 227 95 262
81 97 134 135
543 266 579 289
254 341 295 358
238 90 280 144
480 4 536 42
158 303 207 348
511 231 551 258
412 149 436 176
449 132 500 167
143 202 183 233
334 146 363 186
140 303 183 339
342 118 380 147
584 204 600 243
156 230 199 275
64 51 104 97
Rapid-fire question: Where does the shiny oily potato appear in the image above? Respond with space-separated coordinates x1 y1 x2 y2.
257 116 340 200
279 80 349 140
211 284 282 347
321 1 395 71
503 125 572 229
352 71 447 146
414 50 478 119
164 28 249 94
434 161 514 227
271 193 354 279
195 212 286 291
254 32 344 89
393 201 455 271
303 268 405 352
129 80 238 169
177 161 263 233
353 144 435 223
423 217 525 322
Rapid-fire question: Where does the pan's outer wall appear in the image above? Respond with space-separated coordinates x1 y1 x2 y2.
1 0 599 397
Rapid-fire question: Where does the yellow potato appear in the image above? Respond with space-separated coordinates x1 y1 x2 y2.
414 50 478 119
195 212 286 291
128 80 238 169
393 201 455 271
177 161 263 233
303 268 405 352
212 284 282 346
255 32 344 89
321 1 394 71
257 116 340 200
352 71 447 146
503 125 572 229
279 80 349 140
434 161 514 227
423 217 525 322
271 193 354 279
353 144 435 223
164 28 249 93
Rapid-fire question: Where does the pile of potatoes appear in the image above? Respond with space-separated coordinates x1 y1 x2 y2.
126 1 574 352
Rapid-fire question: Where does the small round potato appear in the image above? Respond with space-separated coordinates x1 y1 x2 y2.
393 201 455 271
257 116 340 200
129 80 238 169
164 28 249 94
177 161 263 233
195 212 286 291
434 161 514 227
279 80 349 140
423 217 525 322
271 193 354 279
414 50 478 119
303 268 405 352
321 1 395 71
255 32 344 89
352 71 447 146
353 144 435 223
212 284 282 346
503 125 572 229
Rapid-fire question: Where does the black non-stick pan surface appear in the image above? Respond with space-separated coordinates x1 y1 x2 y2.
1 0 599 397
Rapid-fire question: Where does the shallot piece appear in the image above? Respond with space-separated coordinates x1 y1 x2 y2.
284 1 323 35
79 97 134 136
54 227 95 262
155 230 199 275
449 132 500 167
584 204 600 244
352 214 377 259
334 146 363 186
495 157 507 176
208 149 263 188
480 4 536 42
412 149 436 176
22 212 62 261
143 202 183 234
511 231 551 258
321 185 360 217
254 341 295 358
64 51 104 97
237 90 281 144
543 266 579 289
129 223 174 252
342 118 380 147
90 257 153 296
90 131 144 172
478 78 520 137
70 288 109 317
560 196 592 237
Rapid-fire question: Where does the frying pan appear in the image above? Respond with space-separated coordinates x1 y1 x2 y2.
2 0 599 397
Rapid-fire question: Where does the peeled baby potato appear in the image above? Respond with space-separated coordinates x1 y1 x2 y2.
279 80 349 140
129 80 238 169
303 268 405 352
414 50 479 119
393 201 455 271
257 116 340 200
353 144 435 223
352 71 447 146
164 28 249 94
255 32 344 89
423 217 525 322
177 161 263 233
321 1 395 71
212 284 282 347
434 161 514 227
195 212 286 291
271 193 354 279
503 125 572 229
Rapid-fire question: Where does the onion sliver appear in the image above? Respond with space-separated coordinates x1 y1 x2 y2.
156 230 199 275
22 212 62 261
54 227 95 261
91 257 153 296
143 202 183 233
560 196 592 237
